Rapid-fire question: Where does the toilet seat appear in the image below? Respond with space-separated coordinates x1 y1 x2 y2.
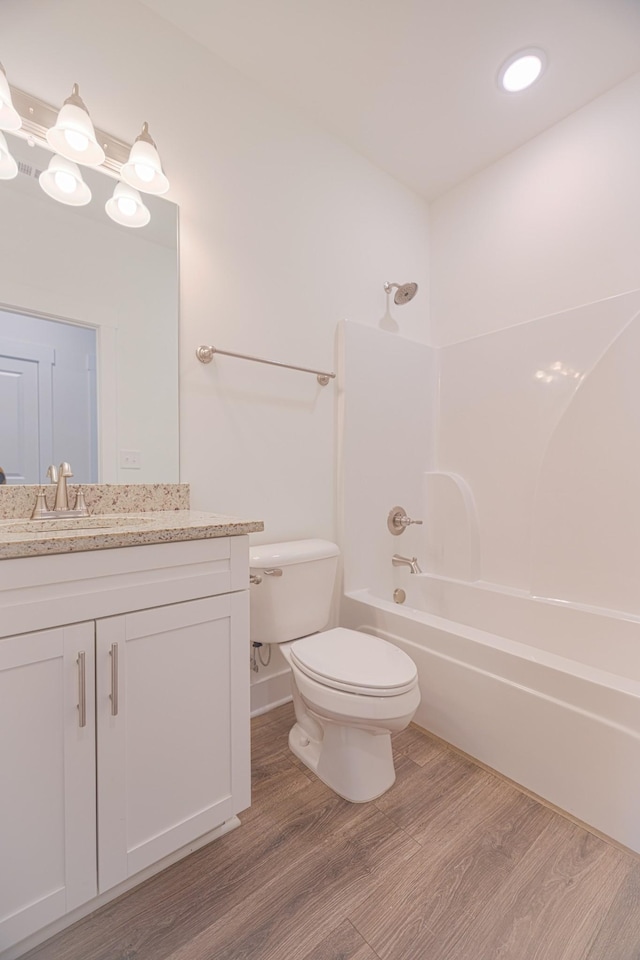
290 627 418 697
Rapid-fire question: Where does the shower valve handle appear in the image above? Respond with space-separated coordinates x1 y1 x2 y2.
398 516 422 527
388 506 423 535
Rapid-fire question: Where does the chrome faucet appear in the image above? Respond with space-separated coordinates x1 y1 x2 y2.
53 462 73 511
392 554 422 574
30 462 90 519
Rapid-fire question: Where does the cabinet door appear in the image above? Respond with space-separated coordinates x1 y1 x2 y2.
0 624 96 952
96 592 250 893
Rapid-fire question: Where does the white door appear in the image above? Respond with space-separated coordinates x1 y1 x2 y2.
96 593 250 893
0 312 98 484
0 624 97 953
0 345 53 484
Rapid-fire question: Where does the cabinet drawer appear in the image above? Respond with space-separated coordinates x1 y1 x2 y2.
0 537 249 638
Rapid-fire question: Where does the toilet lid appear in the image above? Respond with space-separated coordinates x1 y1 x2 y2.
290 628 418 697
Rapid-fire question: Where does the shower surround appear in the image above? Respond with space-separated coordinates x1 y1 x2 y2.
340 302 640 852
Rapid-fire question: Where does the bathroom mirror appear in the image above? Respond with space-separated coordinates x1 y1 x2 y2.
0 136 179 485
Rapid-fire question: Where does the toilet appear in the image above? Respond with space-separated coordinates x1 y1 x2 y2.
249 539 421 802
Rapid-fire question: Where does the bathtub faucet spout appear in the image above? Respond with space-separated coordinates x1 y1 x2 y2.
392 554 422 574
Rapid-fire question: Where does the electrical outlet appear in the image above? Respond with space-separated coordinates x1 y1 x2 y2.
120 449 142 469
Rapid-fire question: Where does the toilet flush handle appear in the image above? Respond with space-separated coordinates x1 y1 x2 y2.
249 568 281 585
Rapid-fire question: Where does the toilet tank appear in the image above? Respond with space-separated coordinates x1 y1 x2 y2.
249 539 340 644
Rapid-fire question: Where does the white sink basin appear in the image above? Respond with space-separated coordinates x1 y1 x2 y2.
0 515 155 534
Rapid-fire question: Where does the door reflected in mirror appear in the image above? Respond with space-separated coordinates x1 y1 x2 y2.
0 136 179 485
0 310 98 484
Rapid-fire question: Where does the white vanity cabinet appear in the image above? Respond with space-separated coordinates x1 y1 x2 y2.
0 623 97 950
96 592 248 892
0 535 250 956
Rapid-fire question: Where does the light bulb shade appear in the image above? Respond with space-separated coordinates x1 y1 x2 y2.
0 131 18 179
46 84 105 166
0 63 21 131
120 123 169 195
105 182 151 228
39 154 91 206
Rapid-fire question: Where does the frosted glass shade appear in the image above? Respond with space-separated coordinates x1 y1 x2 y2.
105 182 151 228
121 123 169 195
0 64 21 132
46 85 105 166
39 154 91 206
0 131 18 179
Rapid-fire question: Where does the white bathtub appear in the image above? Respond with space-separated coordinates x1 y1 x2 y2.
341 575 640 853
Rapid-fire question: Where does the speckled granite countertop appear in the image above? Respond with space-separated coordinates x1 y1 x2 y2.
0 484 263 559
0 510 264 560
0 482 191 519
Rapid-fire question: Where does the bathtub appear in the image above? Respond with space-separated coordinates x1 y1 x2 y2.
341 575 640 853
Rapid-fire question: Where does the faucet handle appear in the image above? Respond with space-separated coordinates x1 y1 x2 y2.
388 505 423 535
31 489 48 519
59 462 73 478
74 487 90 517
47 464 59 483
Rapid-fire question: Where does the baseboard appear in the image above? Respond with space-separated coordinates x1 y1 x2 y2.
250 667 292 717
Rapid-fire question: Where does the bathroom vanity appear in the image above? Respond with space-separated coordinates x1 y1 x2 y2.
0 489 262 958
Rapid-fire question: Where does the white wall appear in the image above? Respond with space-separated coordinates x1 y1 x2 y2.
0 0 430 546
430 71 640 346
1 0 429 714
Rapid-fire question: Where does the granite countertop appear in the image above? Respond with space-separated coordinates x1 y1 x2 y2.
0 482 263 560
0 510 264 560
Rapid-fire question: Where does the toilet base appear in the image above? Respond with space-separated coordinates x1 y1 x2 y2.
288 719 396 803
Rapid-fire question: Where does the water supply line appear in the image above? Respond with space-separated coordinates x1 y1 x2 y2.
251 641 272 672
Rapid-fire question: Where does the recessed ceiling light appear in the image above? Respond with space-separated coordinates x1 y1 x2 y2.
498 49 546 93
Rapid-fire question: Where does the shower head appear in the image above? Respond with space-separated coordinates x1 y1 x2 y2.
384 281 418 305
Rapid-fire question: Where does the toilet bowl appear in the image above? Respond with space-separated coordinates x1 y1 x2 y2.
282 628 420 802
250 540 421 802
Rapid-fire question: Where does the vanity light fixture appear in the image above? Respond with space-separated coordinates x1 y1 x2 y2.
38 154 92 206
105 181 151 228
0 131 17 179
120 122 169 195
498 49 546 93
0 65 163 226
46 83 106 166
0 63 21 131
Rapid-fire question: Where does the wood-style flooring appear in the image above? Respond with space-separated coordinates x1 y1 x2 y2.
25 702 640 960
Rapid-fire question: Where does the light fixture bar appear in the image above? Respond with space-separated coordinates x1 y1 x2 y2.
9 85 132 175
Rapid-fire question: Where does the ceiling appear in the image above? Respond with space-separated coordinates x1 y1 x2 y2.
140 0 640 200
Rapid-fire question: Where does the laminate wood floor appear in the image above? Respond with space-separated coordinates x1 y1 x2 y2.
25 703 640 960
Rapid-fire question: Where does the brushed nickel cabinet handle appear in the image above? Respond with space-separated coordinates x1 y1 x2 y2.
77 651 86 728
110 642 119 716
